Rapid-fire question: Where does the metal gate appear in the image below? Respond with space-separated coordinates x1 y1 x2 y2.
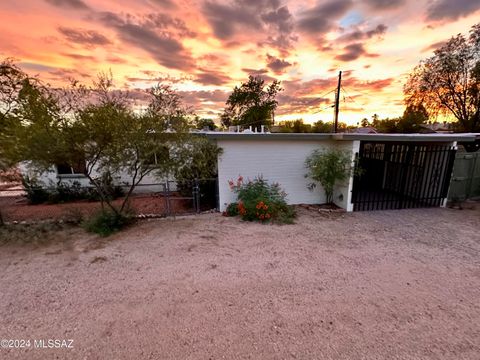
352 142 456 211
448 150 480 201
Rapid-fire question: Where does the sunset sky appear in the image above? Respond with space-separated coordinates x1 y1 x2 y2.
1 0 479 125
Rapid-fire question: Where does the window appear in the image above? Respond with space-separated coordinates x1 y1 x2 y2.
56 160 87 176
144 146 169 166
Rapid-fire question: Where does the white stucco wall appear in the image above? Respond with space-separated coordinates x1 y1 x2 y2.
18 162 173 193
216 139 356 211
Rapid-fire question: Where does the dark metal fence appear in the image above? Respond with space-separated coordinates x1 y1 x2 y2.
0 178 218 223
352 142 456 211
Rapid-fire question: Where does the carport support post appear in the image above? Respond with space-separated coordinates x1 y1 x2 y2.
443 141 458 207
346 140 360 212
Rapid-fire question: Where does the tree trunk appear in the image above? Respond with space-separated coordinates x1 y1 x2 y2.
85 174 120 215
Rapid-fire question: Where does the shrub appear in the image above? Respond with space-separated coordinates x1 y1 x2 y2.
225 202 239 216
22 176 50 204
82 209 135 237
48 181 88 203
228 176 295 224
22 174 124 205
305 149 355 204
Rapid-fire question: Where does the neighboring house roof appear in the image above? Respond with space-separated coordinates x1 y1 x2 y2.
424 122 453 131
350 127 377 134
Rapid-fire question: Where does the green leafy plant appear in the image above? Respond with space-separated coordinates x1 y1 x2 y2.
48 181 89 203
305 149 355 204
21 175 124 205
21 176 49 204
82 209 135 237
225 202 239 216
175 137 222 210
228 176 295 224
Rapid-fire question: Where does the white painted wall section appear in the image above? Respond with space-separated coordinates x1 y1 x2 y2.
217 139 356 211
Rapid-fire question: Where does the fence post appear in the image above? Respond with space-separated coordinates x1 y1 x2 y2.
193 178 200 214
215 177 220 211
164 181 171 217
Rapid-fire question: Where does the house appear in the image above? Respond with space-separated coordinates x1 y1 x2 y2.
18 161 170 194
206 132 477 212
349 126 378 134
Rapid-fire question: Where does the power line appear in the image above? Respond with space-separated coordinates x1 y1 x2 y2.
341 85 358 104
313 104 335 114
341 86 374 98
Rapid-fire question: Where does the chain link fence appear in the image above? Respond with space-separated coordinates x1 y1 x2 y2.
0 178 218 224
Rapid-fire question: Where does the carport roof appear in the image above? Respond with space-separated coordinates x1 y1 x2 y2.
204 132 477 143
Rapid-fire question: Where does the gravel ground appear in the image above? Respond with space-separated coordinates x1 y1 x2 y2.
0 206 479 359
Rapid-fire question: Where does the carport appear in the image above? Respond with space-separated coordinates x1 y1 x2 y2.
332 134 476 211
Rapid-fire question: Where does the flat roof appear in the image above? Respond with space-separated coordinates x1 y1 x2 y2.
204 132 477 142
331 133 477 142
204 132 332 141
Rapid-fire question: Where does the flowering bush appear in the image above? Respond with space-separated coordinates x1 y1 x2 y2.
225 176 295 224
225 202 239 216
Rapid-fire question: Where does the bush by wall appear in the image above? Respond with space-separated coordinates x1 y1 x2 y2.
21 176 124 205
305 149 355 204
22 176 50 204
224 176 295 224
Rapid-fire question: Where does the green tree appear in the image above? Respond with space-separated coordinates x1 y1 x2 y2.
368 105 428 134
397 104 428 132
370 113 402 133
305 149 354 204
405 23 480 132
222 76 282 130
312 120 333 133
360 118 370 127
278 119 312 133
0 59 33 170
7 68 218 218
193 117 217 131
67 77 193 215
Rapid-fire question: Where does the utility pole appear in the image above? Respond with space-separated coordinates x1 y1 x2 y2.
333 71 342 133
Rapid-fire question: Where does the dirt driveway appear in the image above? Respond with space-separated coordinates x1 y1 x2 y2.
1 206 479 359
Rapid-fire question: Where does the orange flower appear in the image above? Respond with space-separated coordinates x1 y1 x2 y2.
263 205 268 210
266 213 271 219
260 214 265 220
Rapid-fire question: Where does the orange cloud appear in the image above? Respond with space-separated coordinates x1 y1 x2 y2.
0 0 479 124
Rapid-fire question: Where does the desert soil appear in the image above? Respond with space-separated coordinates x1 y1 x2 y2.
0 206 479 359
0 193 192 223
